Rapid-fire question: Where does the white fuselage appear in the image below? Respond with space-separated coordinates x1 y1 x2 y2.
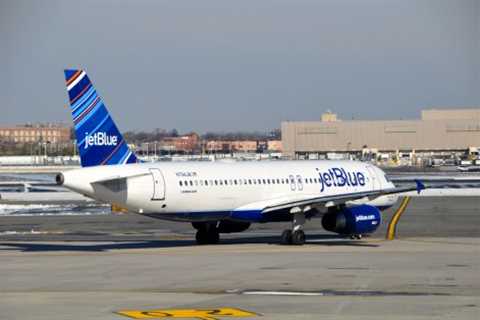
61 160 397 222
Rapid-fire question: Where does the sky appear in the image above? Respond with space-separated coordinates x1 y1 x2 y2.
1 0 479 133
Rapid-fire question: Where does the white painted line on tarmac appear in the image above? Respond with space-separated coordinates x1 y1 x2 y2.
242 290 325 296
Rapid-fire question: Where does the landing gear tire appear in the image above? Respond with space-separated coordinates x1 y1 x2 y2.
281 229 293 245
281 229 305 245
291 230 306 245
195 229 220 245
208 230 220 244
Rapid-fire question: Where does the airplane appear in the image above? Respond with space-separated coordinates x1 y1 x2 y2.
57 69 428 245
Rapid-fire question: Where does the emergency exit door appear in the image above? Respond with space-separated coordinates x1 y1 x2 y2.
366 165 380 190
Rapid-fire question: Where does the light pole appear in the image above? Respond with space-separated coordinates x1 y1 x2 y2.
43 142 48 165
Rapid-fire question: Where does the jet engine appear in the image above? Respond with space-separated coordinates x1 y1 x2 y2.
321 204 381 235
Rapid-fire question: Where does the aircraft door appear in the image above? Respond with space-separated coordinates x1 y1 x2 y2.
289 175 296 191
149 168 166 200
296 175 304 191
366 165 380 190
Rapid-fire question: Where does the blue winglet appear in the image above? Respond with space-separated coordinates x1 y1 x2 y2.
414 179 425 194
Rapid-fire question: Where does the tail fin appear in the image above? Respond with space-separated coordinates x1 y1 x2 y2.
64 69 137 167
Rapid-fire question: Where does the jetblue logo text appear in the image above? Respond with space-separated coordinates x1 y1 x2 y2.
84 132 118 149
355 214 377 222
316 167 366 192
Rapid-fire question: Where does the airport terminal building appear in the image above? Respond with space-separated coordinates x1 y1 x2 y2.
281 108 480 163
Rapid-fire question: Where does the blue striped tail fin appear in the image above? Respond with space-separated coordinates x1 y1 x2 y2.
64 69 137 167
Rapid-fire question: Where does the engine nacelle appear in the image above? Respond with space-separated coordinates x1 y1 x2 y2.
321 204 381 235
217 220 251 233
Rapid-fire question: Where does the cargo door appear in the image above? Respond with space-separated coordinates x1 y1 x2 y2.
149 168 166 200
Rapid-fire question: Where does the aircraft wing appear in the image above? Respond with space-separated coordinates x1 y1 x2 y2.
233 181 425 216
388 175 480 187
261 181 425 213
90 172 150 185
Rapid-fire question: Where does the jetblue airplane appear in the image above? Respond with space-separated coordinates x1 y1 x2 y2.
57 69 426 245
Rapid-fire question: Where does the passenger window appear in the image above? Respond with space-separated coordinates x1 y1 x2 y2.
262 179 266 184
267 179 271 184
189 181 193 186
234 179 237 185
179 181 183 186
253 179 257 184
276 179 280 184
314 178 318 183
248 179 252 184
200 180 203 186
219 180 223 185
215 180 218 185
272 179 275 184
194 180 198 186
224 180 228 185
205 180 209 186
184 180 188 186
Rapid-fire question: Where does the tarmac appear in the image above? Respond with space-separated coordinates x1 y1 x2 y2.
1 197 479 319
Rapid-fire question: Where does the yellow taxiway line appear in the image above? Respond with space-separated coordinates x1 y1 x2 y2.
386 196 411 240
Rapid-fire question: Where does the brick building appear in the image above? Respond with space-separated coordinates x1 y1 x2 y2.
161 133 200 153
0 124 71 144
204 140 282 153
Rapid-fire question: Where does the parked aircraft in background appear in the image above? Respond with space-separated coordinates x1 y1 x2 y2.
57 69 426 245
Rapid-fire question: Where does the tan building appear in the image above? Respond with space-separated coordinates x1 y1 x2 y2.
282 108 480 158
0 124 71 144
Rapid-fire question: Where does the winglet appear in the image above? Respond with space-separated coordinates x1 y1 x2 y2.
414 179 425 194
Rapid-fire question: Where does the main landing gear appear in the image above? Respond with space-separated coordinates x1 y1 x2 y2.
192 222 220 245
281 209 307 245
